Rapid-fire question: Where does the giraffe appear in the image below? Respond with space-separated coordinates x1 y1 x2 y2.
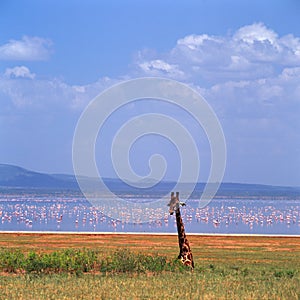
168 191 194 269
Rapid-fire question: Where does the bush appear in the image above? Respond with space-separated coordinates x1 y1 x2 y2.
0 248 98 275
274 269 297 279
100 249 181 273
0 248 186 275
0 248 25 273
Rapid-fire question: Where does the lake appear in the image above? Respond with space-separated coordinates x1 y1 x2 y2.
0 191 299 235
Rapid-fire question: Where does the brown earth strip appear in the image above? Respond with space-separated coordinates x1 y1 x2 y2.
0 233 299 253
0 233 299 271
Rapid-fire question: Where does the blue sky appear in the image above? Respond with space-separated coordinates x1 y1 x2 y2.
1 0 300 186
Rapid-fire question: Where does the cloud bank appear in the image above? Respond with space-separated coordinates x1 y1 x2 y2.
137 23 300 84
2 24 299 114
1 23 299 184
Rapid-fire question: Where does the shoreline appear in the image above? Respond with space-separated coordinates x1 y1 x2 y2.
0 230 299 237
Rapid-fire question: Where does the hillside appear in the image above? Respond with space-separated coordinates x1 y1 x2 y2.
0 163 299 197
0 164 78 189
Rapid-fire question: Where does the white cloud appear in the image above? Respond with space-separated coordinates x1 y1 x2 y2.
137 23 300 83
139 59 185 79
2 24 299 121
0 36 52 61
233 22 278 44
209 67 299 110
4 66 36 79
177 34 220 50
0 72 120 111
280 66 300 79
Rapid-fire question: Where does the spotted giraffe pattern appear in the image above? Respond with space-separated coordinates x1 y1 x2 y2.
168 192 194 269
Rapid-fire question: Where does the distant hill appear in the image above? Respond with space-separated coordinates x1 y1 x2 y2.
0 164 78 189
0 163 299 197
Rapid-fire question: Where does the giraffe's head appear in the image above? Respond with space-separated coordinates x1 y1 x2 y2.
167 192 185 215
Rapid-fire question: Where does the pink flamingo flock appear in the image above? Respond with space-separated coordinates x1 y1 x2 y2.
0 195 299 234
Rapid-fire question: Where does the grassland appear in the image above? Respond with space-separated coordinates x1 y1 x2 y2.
0 233 299 299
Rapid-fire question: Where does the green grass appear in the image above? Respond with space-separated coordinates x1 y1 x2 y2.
0 234 299 299
0 265 299 299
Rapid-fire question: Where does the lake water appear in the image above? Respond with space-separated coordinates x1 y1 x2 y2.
0 192 299 235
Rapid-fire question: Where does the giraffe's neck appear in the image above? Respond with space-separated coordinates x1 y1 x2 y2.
175 208 187 254
175 207 194 268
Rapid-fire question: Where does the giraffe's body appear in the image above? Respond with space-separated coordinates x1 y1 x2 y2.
168 192 194 268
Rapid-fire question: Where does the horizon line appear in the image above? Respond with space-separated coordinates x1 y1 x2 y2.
1 162 299 189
